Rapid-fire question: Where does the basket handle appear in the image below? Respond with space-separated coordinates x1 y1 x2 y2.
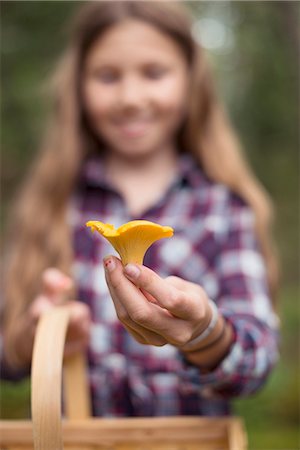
31 306 91 450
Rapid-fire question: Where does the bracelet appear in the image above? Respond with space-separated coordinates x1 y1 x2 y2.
180 299 219 352
183 318 226 354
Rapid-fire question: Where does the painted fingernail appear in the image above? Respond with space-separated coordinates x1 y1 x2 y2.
103 256 116 272
124 264 140 279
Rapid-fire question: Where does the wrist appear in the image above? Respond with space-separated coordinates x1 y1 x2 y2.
179 299 219 353
182 319 234 369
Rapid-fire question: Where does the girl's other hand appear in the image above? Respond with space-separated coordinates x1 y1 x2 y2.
103 256 211 348
5 268 91 369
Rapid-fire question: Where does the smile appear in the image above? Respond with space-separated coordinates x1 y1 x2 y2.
114 120 152 138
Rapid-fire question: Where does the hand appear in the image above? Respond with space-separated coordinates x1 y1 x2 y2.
5 268 91 368
104 256 212 348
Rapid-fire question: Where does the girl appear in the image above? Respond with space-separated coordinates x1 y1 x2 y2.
2 1 280 417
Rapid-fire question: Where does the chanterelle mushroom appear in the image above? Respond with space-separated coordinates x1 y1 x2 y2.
86 220 174 265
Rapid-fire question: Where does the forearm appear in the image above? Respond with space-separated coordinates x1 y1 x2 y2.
2 312 35 372
175 195 280 395
0 329 31 381
177 309 279 398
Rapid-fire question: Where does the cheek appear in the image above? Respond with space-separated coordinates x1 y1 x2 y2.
152 78 188 119
82 82 113 121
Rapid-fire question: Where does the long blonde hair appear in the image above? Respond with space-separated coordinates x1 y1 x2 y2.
2 1 279 361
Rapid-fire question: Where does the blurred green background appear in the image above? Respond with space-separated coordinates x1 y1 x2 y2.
0 1 299 449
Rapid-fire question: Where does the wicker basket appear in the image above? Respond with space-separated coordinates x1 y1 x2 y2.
0 307 248 450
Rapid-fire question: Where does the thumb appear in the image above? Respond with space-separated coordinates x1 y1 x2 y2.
41 268 73 303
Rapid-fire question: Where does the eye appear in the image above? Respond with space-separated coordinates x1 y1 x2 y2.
91 67 120 84
143 65 168 80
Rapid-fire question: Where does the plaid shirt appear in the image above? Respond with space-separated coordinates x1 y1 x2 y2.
69 153 279 417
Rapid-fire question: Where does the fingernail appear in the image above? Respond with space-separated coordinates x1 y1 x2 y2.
103 256 116 272
124 264 140 280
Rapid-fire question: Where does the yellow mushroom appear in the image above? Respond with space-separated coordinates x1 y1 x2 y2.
86 220 174 265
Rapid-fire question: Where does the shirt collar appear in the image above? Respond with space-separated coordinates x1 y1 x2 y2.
176 152 206 189
79 155 109 189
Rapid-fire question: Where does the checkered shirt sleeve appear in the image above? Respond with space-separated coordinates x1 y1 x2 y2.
179 193 280 397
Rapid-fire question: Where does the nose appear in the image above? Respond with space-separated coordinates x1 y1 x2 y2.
118 75 145 110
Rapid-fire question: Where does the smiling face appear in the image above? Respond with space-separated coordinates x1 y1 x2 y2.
82 19 190 159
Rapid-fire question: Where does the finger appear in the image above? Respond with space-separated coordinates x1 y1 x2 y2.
123 264 200 320
104 256 156 320
123 324 148 345
104 258 168 343
41 268 73 303
67 301 91 341
121 315 168 346
165 276 211 324
29 295 55 321
104 256 184 340
30 297 90 358
165 275 200 292
61 302 91 358
123 323 167 347
140 288 159 305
